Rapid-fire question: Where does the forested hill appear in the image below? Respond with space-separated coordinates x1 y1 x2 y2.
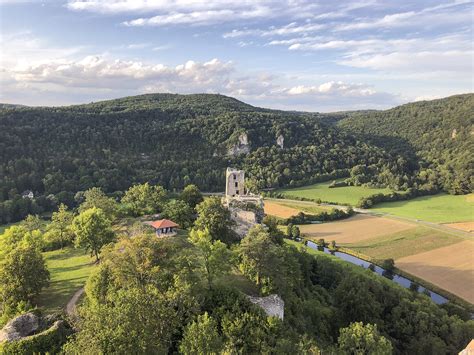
0 93 471 223
337 94 474 194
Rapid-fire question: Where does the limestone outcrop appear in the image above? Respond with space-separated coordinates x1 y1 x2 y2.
0 312 40 343
227 133 250 156
247 294 284 320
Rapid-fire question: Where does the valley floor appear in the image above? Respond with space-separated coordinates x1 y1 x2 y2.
265 197 474 304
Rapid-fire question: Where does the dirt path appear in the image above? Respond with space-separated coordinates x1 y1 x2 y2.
66 287 85 317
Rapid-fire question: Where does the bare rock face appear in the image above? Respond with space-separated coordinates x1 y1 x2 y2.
276 134 284 148
230 208 258 238
247 294 284 320
0 312 40 343
227 133 250 156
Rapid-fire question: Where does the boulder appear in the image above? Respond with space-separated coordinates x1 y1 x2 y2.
0 312 40 343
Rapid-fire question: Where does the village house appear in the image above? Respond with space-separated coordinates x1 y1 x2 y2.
145 219 179 237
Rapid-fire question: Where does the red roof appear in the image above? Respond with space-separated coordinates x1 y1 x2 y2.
147 219 179 229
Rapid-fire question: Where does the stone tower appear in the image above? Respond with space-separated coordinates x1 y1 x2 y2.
225 167 245 197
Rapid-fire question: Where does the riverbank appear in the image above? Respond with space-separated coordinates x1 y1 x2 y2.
299 238 473 311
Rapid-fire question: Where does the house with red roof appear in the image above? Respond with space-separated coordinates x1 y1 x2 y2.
145 219 179 237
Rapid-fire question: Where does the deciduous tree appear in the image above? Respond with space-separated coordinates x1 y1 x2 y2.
72 207 115 261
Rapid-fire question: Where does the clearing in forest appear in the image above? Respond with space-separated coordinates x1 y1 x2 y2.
396 240 474 304
277 180 392 205
37 247 96 313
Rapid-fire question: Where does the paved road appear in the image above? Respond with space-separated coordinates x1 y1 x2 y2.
66 287 85 317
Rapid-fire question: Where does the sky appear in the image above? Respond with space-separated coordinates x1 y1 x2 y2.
0 0 472 111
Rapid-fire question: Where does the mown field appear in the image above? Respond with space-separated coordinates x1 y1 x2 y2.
263 198 330 219
298 214 413 244
341 225 463 260
277 180 392 205
397 240 474 304
371 193 474 223
37 247 96 313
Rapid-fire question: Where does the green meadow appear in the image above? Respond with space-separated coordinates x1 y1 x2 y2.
278 180 392 205
37 247 96 313
371 193 474 223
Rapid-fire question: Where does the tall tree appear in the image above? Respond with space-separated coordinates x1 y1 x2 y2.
79 187 118 220
338 322 392 355
238 225 281 290
180 184 204 209
72 207 115 261
162 199 194 229
194 197 235 244
0 244 50 309
121 183 166 216
44 203 75 249
189 229 232 288
179 312 223 354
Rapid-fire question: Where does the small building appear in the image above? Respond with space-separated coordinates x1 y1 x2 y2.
145 219 179 237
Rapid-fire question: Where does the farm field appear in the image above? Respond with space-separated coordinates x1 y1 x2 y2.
37 247 96 313
371 193 474 223
264 199 329 218
446 221 474 233
396 240 474 304
342 226 463 260
299 214 413 244
277 180 392 205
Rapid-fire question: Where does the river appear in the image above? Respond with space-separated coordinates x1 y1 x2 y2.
306 241 448 304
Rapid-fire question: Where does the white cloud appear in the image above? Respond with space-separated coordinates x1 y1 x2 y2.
287 81 376 96
223 22 326 38
0 47 401 111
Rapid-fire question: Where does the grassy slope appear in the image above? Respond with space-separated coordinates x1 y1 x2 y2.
371 193 474 223
37 247 96 313
278 180 392 205
340 226 463 260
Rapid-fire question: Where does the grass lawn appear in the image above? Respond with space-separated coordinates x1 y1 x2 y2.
341 226 463 260
278 180 392 206
37 247 96 313
371 193 474 223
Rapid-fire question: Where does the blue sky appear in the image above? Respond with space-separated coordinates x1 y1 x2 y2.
0 0 472 111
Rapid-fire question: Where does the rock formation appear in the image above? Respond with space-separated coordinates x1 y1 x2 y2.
0 312 40 343
227 133 250 156
276 134 284 148
247 294 284 320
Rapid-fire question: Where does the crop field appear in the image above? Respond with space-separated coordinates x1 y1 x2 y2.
264 199 329 218
396 240 474 304
299 214 413 244
446 222 474 233
342 226 463 260
277 180 392 205
371 193 474 223
37 247 96 313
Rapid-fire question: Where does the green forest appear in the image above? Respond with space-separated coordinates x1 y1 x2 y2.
0 93 472 223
